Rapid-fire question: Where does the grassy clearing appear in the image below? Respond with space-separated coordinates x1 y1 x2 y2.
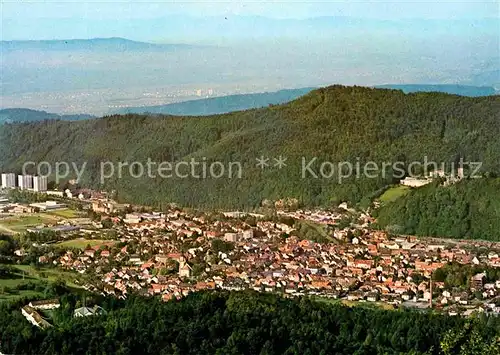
0 264 84 303
0 275 38 288
56 238 115 250
0 290 44 302
379 185 411 204
12 265 82 289
0 271 44 303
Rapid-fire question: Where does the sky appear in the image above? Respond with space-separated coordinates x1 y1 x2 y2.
1 0 499 40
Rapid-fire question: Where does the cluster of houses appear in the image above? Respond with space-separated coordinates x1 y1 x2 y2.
22 202 499 318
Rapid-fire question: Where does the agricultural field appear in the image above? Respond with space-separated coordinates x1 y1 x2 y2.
378 185 411 204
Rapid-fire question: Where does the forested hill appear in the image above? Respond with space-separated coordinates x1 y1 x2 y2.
1 291 499 355
374 84 498 97
375 179 500 241
1 85 499 213
0 108 94 124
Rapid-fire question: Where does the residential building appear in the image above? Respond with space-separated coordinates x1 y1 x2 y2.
28 299 60 310
21 306 52 329
400 177 433 188
471 273 486 290
1 173 16 189
74 305 105 318
33 176 48 192
18 175 33 190
179 261 192 278
30 201 66 211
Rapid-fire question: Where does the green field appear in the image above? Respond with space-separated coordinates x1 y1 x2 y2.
45 209 80 219
0 271 44 302
0 275 36 288
0 290 44 302
0 263 84 303
56 238 114 250
11 265 82 289
0 209 81 235
378 185 411 203
0 214 58 234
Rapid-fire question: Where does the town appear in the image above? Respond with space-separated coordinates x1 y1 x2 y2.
1 173 500 330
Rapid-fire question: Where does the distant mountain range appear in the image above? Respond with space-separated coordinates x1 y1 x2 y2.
0 108 94 124
115 88 316 116
375 84 498 97
4 16 497 43
0 37 198 52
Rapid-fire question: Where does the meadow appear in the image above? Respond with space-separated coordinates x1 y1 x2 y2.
46 209 81 219
56 238 115 250
378 185 411 203
0 264 83 303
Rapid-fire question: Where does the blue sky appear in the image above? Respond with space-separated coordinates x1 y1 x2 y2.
1 0 498 40
3 0 498 20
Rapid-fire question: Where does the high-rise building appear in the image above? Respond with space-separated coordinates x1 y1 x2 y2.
1 173 16 189
33 176 48 192
18 175 34 190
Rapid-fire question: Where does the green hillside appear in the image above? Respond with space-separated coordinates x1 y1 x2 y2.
374 179 500 241
1 85 499 213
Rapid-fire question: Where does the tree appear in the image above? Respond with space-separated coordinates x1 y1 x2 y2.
211 239 234 254
102 218 114 229
0 239 14 256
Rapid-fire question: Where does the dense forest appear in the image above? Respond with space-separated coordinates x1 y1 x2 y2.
1 86 499 236
1 290 499 355
375 179 500 240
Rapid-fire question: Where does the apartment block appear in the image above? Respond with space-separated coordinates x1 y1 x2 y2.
18 175 34 190
33 176 48 192
1 173 16 189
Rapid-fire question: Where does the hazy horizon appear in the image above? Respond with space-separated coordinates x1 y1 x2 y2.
1 1 498 114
